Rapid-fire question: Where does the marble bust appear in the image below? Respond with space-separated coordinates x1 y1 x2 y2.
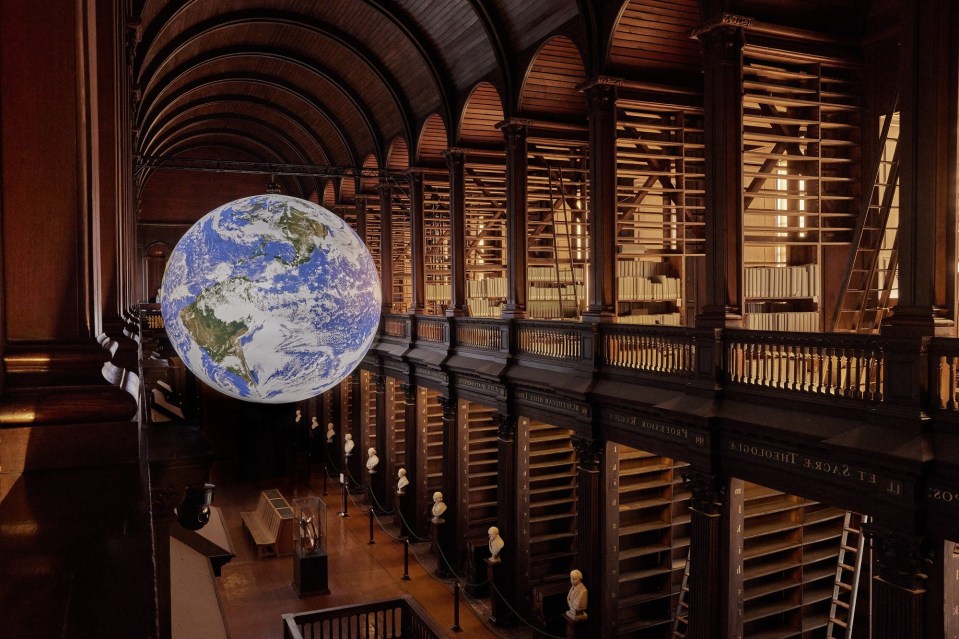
431 491 447 523
366 447 379 473
326 422 335 443
488 526 504 563
343 433 354 456
566 569 587 619
396 468 409 495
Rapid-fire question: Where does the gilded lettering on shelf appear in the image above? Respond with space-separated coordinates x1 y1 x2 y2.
516 391 590 417
607 409 691 442
727 438 903 496
415 368 446 384
460 377 500 394
928 486 959 505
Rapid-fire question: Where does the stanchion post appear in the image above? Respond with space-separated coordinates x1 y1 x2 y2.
368 508 375 545
402 538 411 581
338 476 349 517
452 580 462 632
322 466 328 496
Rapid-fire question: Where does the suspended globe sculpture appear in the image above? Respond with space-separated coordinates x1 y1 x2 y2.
160 194 381 403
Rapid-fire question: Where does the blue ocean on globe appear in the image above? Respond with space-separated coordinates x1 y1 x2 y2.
160 194 381 403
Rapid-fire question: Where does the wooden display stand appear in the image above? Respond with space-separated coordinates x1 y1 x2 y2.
292 546 330 597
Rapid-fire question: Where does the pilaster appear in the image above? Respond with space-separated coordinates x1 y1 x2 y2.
582 82 617 322
501 123 528 319
695 22 745 329
445 150 468 317
408 171 427 315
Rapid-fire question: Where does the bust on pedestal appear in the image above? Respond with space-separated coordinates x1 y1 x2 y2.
326 422 335 443
396 468 408 495
366 447 379 473
566 569 587 619
487 526 504 563
431 491 447 523
343 433 354 457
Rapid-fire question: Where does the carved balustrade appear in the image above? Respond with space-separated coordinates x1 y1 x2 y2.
514 320 585 362
725 330 884 401
453 318 507 352
413 316 448 344
930 337 959 411
382 314 410 339
599 324 697 376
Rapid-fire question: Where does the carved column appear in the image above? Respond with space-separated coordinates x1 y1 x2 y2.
865 525 937 639
356 196 368 252
571 435 603 636
694 20 745 328
883 0 957 335
398 382 418 538
582 82 618 322
369 374 389 513
379 183 394 313
346 371 363 489
490 411 519 624
501 123 528 319
408 171 427 315
445 150 468 316
434 395 458 576
684 472 742 639
327 383 344 474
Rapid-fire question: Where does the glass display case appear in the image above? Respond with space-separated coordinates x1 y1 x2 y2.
291 495 330 596
292 496 327 555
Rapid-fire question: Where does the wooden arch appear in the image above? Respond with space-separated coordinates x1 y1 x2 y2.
518 35 587 117
459 82 505 147
416 114 448 165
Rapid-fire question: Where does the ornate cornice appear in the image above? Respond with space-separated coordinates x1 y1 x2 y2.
690 13 754 39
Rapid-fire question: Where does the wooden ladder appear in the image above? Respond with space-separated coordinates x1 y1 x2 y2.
671 547 691 639
826 512 870 639
547 166 582 319
831 91 900 333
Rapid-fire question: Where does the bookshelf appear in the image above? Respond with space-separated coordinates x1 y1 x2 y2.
526 140 589 320
464 159 508 317
615 102 705 326
741 47 859 331
423 176 451 315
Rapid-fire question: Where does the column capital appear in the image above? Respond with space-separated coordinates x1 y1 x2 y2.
492 412 516 439
584 82 617 113
571 434 602 469
682 470 726 516
864 524 934 591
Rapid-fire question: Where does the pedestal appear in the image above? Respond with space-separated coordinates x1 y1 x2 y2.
564 613 590 639
486 558 516 626
292 547 330 597
431 521 451 578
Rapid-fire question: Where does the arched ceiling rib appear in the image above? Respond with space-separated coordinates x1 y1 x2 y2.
136 10 415 144
142 95 332 166
139 73 356 165
137 46 382 156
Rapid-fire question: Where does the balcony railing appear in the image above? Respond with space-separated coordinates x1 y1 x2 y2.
414 316 448 344
282 596 443 639
515 320 583 361
454 318 506 352
600 324 696 376
726 330 884 401
372 317 959 413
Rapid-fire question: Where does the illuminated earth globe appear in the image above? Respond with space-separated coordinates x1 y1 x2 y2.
160 194 381 403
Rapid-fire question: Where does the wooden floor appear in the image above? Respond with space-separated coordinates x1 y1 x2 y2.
210 459 505 639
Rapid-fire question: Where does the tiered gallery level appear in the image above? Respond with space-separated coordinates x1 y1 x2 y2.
7 1 959 638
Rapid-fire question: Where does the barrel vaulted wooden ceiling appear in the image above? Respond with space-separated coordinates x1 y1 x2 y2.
132 0 874 201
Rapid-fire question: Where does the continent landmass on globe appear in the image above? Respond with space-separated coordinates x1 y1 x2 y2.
237 203 329 267
179 290 254 385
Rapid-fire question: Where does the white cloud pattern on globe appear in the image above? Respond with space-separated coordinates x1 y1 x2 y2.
160 194 381 403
